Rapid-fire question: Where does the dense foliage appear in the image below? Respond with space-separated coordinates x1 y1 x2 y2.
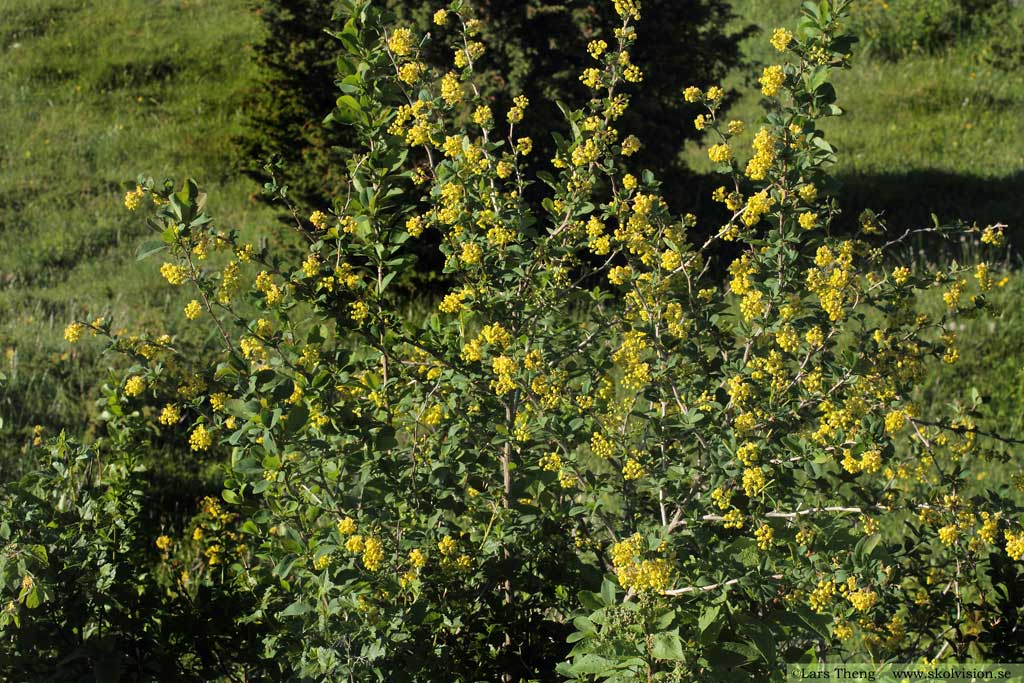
239 0 747 217
3 1 1023 681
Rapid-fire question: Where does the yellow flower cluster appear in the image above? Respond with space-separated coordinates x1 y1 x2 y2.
809 579 837 612
1006 529 1024 561
622 458 645 480
398 61 425 85
848 588 878 612
124 185 145 211
613 0 641 20
591 431 614 459
491 355 518 396
184 299 202 320
155 535 171 552
708 143 733 165
254 271 281 306
612 331 651 390
770 28 793 52
980 225 1005 246
309 210 329 230
387 28 414 56
362 537 384 571
124 375 146 397
760 65 785 97
539 452 562 472
218 261 240 304
742 466 767 497
723 509 744 529
754 524 774 551
189 423 212 451
805 242 854 322
160 262 188 285
64 322 84 343
610 533 671 592
159 404 180 426
742 190 775 227
439 71 463 106
507 95 528 124
745 127 775 181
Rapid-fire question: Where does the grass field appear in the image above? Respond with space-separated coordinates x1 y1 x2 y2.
684 0 1024 242
0 0 276 453
1 0 1022 460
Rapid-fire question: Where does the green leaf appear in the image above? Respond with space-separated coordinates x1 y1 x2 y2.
569 654 615 675
222 489 240 504
854 533 881 565
280 599 313 617
600 577 616 605
650 630 686 661
284 404 309 435
135 240 166 260
273 554 299 579
698 604 720 635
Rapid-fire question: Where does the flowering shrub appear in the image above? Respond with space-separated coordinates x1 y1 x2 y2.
6 0 1023 680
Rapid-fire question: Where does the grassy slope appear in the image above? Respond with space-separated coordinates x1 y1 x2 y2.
684 0 1024 239
0 0 275 447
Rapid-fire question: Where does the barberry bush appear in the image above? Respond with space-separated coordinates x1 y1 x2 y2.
5 0 1023 681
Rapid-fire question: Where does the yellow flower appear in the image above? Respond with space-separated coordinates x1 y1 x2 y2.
350 300 370 324
848 588 878 612
798 183 817 202
938 525 959 547
472 105 493 129
770 28 793 52
64 322 84 343
160 262 188 285
613 0 641 20
441 71 462 105
755 524 774 551
622 458 646 480
387 28 414 57
124 185 145 211
155 535 171 552
460 242 483 265
437 536 457 556
309 210 329 230
362 537 384 571
189 424 212 451
433 9 448 25
159 404 180 426
346 534 365 553
124 375 146 397
707 143 733 164
398 61 426 85
683 86 702 103
184 299 202 320
1005 529 1024 561
759 65 785 97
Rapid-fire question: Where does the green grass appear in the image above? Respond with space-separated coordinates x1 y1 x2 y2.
684 0 1024 239
0 0 275 448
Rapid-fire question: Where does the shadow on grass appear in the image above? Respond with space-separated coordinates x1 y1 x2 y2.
834 169 1024 254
